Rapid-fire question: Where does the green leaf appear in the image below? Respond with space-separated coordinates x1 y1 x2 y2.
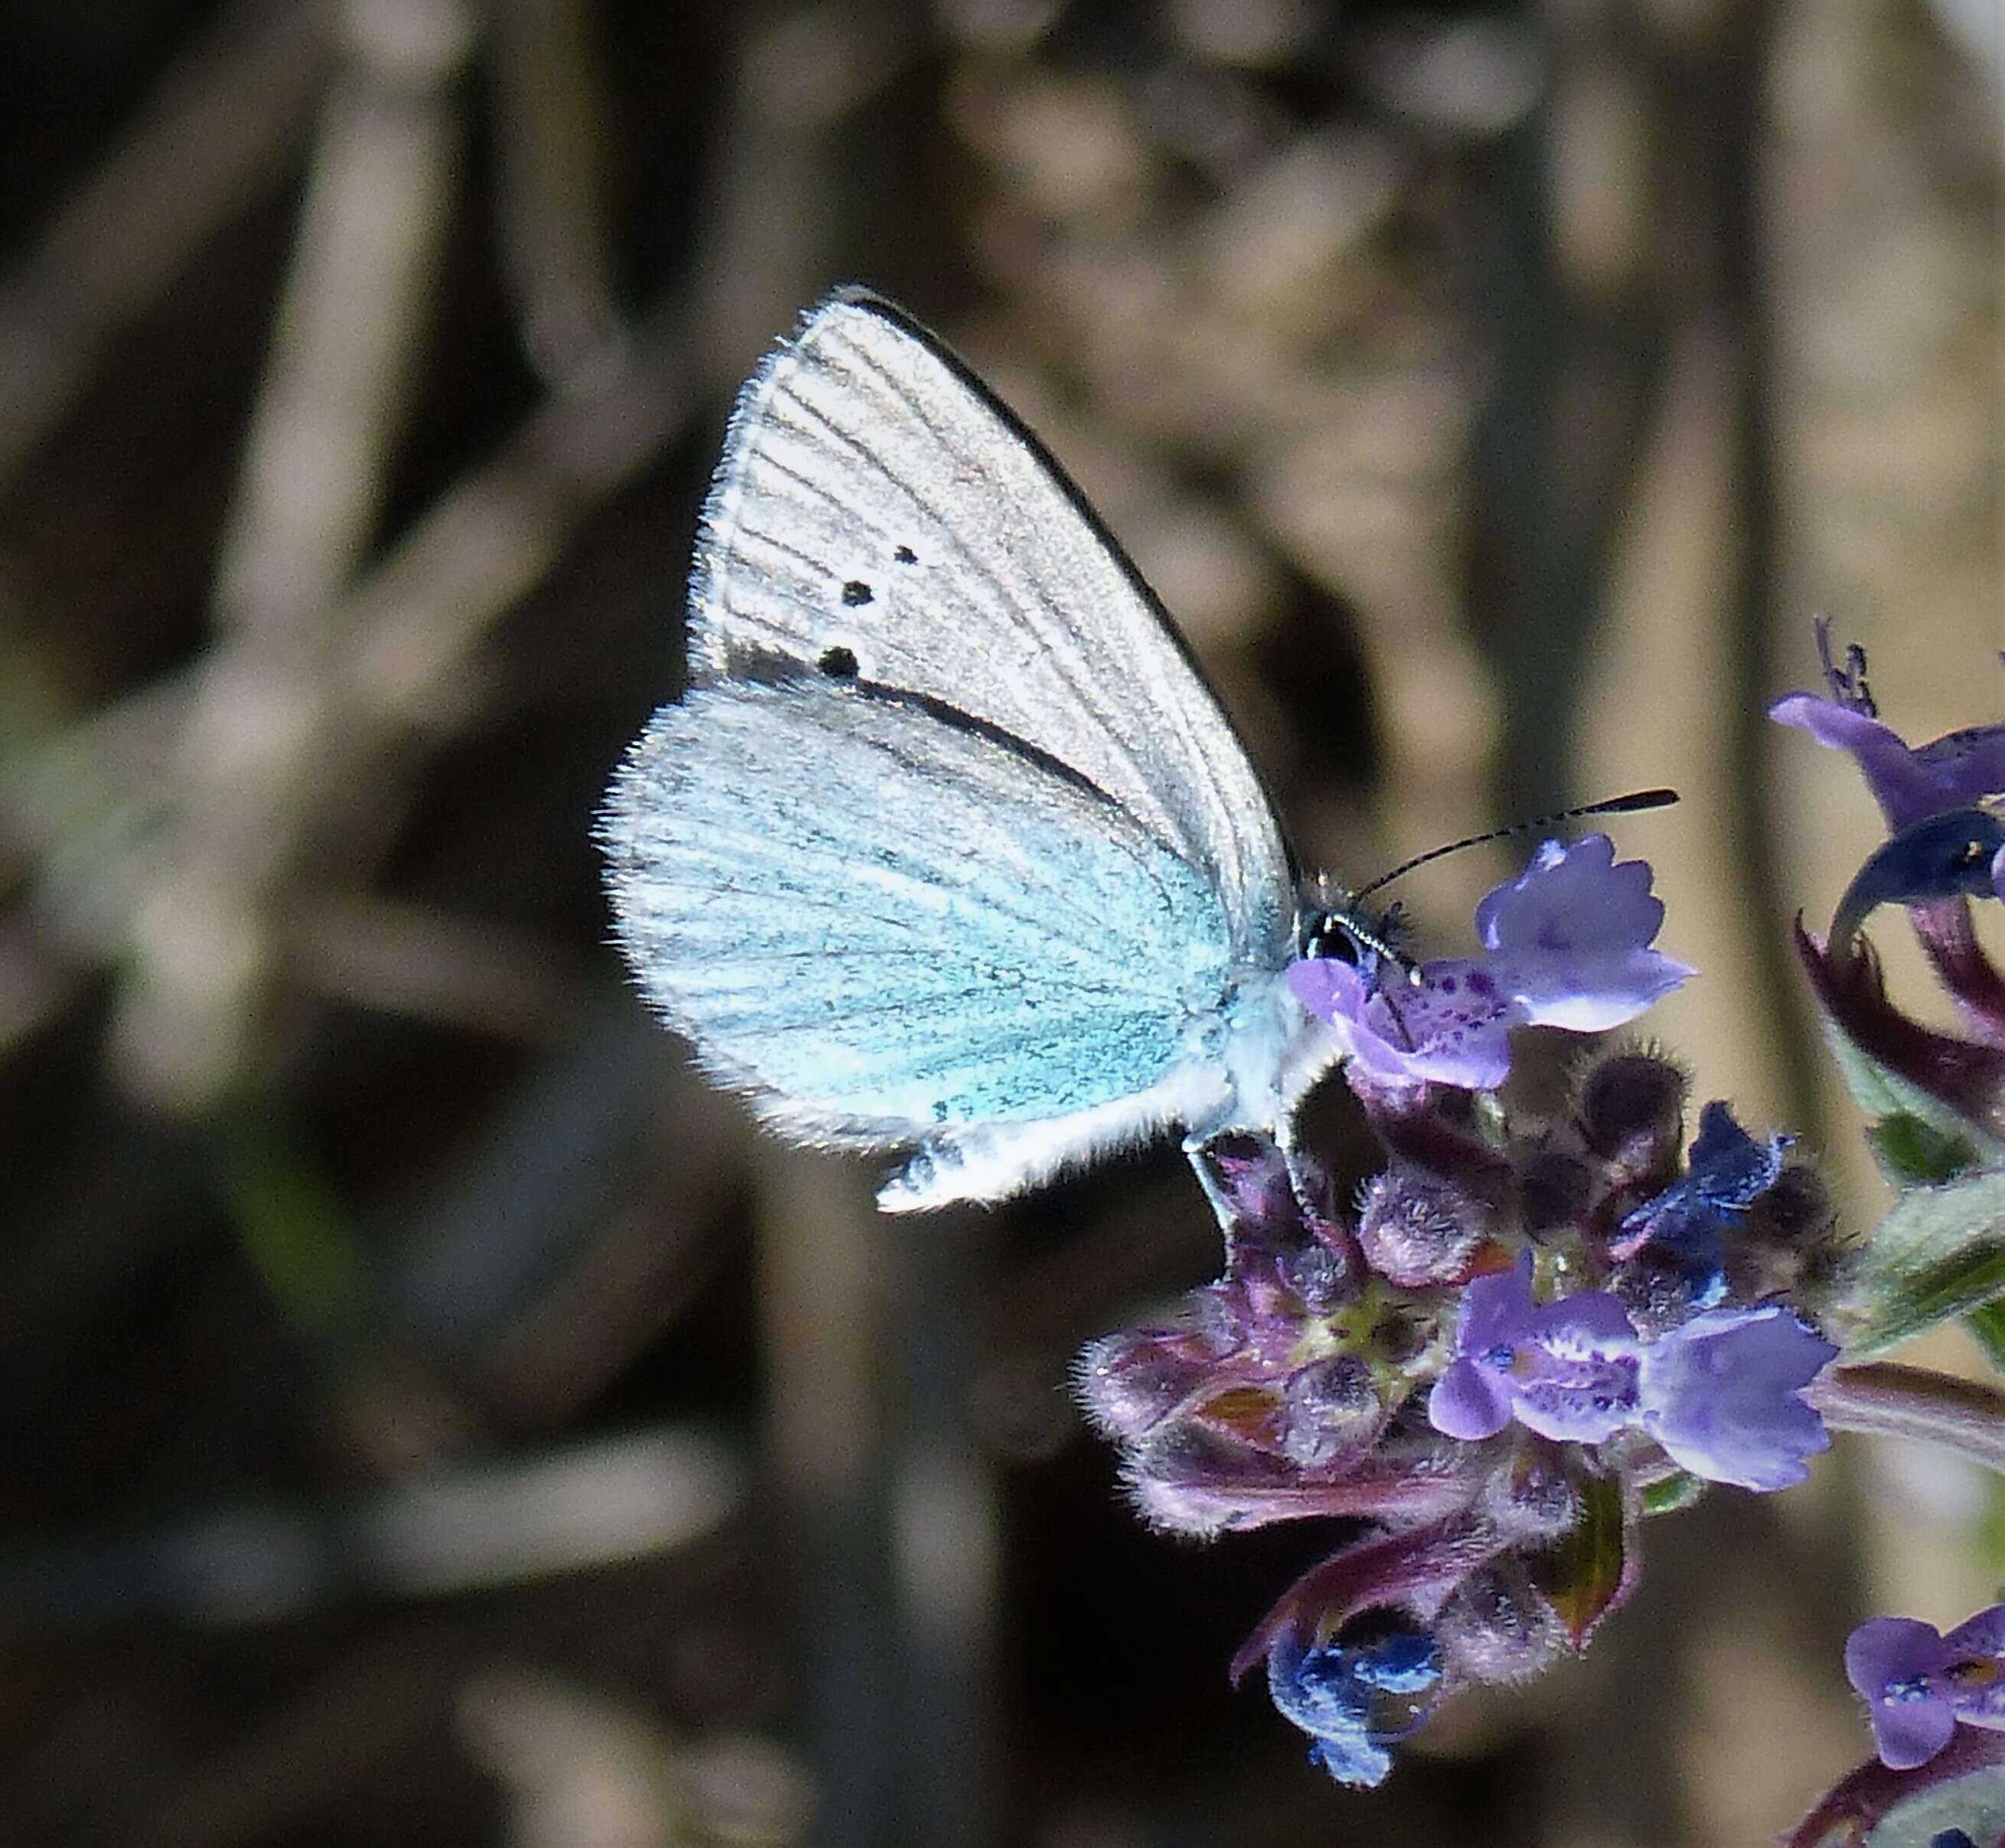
1868 1111 1982 1189
1967 1298 2005 1375
1844 1168 2005 1357
1528 1469 1628 1647
1822 1015 2005 1190
1639 1471 1706 1517
1860 1761 2005 1847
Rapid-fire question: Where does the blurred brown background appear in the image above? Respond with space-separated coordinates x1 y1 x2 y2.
0 1 1996 1843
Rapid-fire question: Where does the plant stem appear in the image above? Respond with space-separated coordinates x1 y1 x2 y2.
1807 1362 2005 1474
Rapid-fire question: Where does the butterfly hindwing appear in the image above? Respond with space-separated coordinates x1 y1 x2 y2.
601 675 1241 1151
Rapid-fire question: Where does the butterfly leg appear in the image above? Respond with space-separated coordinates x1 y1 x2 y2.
1275 1115 1342 1229
1182 1132 1248 1234
1181 1118 1336 1242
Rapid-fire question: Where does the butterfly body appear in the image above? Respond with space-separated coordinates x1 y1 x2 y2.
600 289 1340 1210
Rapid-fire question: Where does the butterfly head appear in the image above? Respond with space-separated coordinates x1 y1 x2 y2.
1295 880 1423 993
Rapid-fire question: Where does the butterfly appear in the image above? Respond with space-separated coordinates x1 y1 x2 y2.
599 289 1354 1210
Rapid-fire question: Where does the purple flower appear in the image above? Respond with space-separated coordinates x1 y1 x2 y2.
1847 1617 1961 1771
1429 1256 1835 1490
1612 1100 1791 1302
1428 1255 1641 1445
1769 618 2005 832
1846 1604 2005 1771
1471 833 1692 1030
1265 1618 1445 1787
1637 1306 1835 1490
1287 834 1692 1092
1288 952 1517 1091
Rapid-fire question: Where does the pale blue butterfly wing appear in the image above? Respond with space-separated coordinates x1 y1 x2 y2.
602 290 1317 1209
604 677 1242 1164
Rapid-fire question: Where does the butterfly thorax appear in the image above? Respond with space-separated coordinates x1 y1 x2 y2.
1195 952 1333 1145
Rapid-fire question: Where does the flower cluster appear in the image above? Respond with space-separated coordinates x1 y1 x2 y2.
1769 629 2005 1840
1077 620 2005 1820
1774 620 2005 1145
1077 840 1843 1784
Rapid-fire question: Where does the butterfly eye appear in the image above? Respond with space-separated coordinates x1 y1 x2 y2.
1300 909 1366 965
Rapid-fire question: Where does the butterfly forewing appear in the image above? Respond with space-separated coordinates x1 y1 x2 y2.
689 290 1295 968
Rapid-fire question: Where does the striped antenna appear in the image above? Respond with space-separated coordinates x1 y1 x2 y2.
1350 788 1679 904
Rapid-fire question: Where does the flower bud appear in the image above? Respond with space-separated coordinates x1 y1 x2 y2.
1608 1245 1705 1337
1280 1355 1390 1469
1438 1559 1566 1686
1726 1159 1841 1300
1074 1331 1206 1439
1576 1049 1687 1180
1126 1421 1272 1537
1275 1234 1354 1311
1358 1167 1490 1286
1746 1159 1831 1244
1516 1138 1598 1239
1479 1445 1583 1546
